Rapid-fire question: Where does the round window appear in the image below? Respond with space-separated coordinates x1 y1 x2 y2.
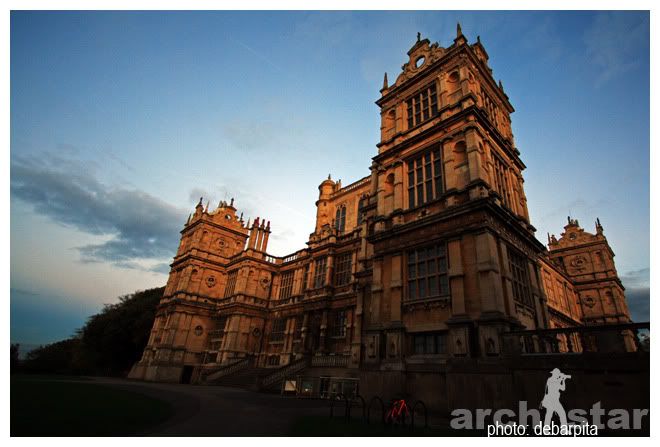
194 325 203 336
415 56 425 68
206 276 216 288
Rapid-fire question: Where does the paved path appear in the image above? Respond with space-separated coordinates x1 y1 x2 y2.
86 377 330 436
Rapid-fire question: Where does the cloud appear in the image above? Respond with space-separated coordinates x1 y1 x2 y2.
292 12 355 53
625 287 649 323
11 152 186 268
620 267 650 289
188 187 214 206
518 15 562 63
149 262 172 274
583 12 649 86
221 121 279 152
10 287 39 296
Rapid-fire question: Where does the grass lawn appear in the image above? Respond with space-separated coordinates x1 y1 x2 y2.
11 375 173 436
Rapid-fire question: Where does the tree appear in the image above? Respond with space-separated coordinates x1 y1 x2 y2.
76 287 164 376
20 286 164 376
11 343 20 373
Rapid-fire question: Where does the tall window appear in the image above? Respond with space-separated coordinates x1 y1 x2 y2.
412 332 447 355
407 243 449 301
334 253 353 286
407 148 443 208
313 257 327 289
492 153 511 209
330 310 347 337
301 263 310 292
406 82 438 128
224 270 238 297
335 206 346 234
508 248 533 307
279 271 294 299
357 196 368 224
270 318 286 342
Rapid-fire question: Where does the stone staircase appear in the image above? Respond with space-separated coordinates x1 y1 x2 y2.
203 356 311 392
210 366 269 391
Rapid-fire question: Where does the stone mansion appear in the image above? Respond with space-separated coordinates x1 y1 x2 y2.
129 25 632 389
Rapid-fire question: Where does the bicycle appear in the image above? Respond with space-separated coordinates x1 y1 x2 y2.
384 398 410 426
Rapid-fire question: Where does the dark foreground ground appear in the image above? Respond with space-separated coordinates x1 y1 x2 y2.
11 375 458 436
13 375 643 437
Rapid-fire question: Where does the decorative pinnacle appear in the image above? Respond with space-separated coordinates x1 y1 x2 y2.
382 72 388 90
457 22 463 37
230 198 234 207
328 173 332 180
417 31 421 42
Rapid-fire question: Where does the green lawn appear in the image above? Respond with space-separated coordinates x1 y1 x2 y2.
11 375 173 436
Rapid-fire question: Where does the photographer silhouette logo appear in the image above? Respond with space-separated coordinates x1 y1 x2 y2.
541 368 571 427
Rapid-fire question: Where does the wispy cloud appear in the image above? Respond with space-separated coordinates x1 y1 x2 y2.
230 37 284 74
11 152 185 268
625 287 649 323
620 267 650 289
221 120 280 152
583 12 649 87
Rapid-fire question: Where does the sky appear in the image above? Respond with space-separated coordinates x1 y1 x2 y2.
10 10 650 347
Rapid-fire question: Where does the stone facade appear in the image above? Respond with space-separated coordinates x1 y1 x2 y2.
129 26 632 384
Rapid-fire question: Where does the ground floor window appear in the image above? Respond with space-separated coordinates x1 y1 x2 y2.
412 332 448 355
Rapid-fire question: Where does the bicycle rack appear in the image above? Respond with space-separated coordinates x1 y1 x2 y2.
410 400 428 430
366 396 385 425
347 394 366 422
329 393 348 419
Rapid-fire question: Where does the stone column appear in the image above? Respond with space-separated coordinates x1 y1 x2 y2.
392 162 403 212
325 255 334 287
476 232 505 314
498 239 515 317
465 128 483 184
319 310 328 354
300 312 309 353
447 238 466 315
371 258 383 322
390 254 402 322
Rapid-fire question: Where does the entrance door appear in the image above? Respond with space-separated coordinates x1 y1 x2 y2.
180 365 194 384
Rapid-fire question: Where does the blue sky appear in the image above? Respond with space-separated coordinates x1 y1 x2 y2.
10 11 650 346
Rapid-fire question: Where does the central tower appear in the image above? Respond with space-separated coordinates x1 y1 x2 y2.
362 25 547 366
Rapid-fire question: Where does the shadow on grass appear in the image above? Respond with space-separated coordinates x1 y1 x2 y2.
11 375 173 436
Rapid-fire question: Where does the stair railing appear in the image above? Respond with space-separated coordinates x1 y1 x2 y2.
202 357 251 383
260 356 311 389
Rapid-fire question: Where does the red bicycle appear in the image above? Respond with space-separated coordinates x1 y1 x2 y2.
384 399 410 426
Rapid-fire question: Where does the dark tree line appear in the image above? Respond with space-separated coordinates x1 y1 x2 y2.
15 287 164 377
